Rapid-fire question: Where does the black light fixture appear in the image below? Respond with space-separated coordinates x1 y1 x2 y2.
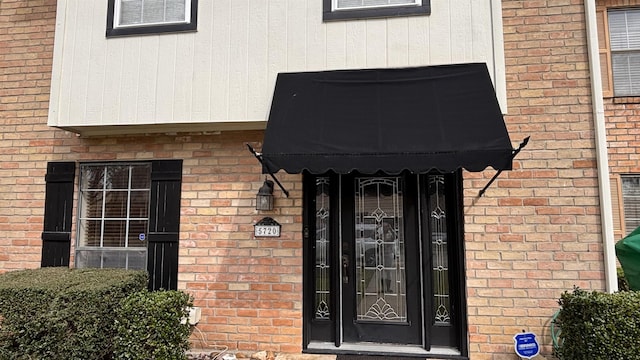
256 178 275 211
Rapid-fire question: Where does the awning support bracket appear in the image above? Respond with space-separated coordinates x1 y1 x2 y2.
246 144 290 198
478 136 530 198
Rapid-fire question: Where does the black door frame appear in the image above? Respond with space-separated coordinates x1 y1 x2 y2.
420 172 467 350
302 171 468 356
303 173 340 345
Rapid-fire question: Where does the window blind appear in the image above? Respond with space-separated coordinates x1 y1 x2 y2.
609 9 640 96
119 0 187 26
79 165 149 246
336 0 419 10
622 176 640 234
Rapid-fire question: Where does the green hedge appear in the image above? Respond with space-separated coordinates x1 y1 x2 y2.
114 290 193 360
0 268 147 360
556 288 640 360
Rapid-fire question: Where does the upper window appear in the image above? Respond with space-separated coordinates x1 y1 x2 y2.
323 0 430 21
608 8 640 97
106 0 198 37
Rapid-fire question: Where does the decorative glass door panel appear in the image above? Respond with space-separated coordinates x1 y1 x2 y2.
315 177 331 320
342 175 422 345
426 174 457 348
308 176 334 343
354 178 407 323
429 175 450 325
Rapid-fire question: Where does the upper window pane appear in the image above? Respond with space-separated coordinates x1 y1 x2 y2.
107 0 198 37
608 8 640 97
107 165 133 189
117 0 188 27
324 0 429 21
81 165 105 190
609 9 640 51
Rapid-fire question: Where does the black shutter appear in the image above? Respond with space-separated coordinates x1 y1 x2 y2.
41 162 75 267
147 160 182 291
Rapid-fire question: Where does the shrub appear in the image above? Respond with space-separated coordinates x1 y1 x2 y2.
555 287 640 360
114 290 193 360
618 267 630 291
0 267 147 360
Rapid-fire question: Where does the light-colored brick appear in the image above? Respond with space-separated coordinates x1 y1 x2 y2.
0 0 616 359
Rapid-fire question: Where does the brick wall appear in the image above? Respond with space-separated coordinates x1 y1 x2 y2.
463 1 605 358
69 132 303 353
0 0 58 271
0 0 304 353
0 0 608 358
606 98 640 173
598 0 640 175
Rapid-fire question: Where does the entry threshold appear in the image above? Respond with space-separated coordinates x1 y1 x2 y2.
306 342 464 359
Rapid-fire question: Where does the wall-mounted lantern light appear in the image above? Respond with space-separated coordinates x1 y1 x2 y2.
256 179 274 211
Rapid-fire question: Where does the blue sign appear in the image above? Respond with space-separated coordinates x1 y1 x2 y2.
514 332 540 359
138 233 146 241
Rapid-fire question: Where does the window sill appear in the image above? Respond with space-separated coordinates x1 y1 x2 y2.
612 96 640 105
322 1 430 22
106 23 197 38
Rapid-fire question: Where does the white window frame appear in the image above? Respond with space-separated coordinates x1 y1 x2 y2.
114 0 192 29
332 0 422 12
76 162 151 270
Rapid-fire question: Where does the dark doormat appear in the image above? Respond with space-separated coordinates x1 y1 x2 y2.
337 356 425 360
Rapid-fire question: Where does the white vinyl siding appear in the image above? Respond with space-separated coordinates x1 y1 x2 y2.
49 0 506 135
608 8 640 96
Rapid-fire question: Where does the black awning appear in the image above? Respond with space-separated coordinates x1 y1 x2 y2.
261 63 514 175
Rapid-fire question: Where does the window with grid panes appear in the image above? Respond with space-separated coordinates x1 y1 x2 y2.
76 163 151 270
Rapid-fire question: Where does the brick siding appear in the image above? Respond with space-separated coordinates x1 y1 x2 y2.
598 0 640 174
606 98 640 173
465 1 605 359
0 0 58 270
0 0 608 358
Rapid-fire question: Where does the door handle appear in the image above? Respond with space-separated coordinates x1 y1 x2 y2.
342 255 349 284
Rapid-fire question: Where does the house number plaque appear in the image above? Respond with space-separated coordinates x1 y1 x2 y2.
254 217 281 237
